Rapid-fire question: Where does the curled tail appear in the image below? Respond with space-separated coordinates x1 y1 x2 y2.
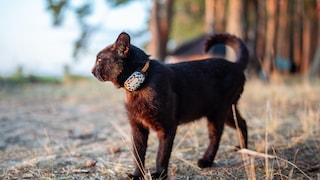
204 33 249 70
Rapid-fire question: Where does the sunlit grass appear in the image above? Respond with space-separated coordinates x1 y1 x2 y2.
0 77 319 179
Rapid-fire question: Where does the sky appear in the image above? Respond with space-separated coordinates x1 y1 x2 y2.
0 0 151 77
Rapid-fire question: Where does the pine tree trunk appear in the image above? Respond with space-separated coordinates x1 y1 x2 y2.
276 0 289 70
226 0 245 61
213 0 227 33
205 0 214 33
256 0 266 60
292 0 303 73
148 0 173 61
309 0 320 76
261 0 278 78
302 19 311 75
248 0 261 72
226 0 244 37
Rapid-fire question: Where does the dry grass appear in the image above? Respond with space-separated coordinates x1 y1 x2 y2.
0 77 319 179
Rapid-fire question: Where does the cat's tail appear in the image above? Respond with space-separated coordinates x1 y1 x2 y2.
204 33 249 70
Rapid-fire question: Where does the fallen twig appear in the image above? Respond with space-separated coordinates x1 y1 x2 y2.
72 169 90 173
237 148 276 159
237 148 312 180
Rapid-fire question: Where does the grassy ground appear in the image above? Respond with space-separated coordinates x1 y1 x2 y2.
0 77 319 179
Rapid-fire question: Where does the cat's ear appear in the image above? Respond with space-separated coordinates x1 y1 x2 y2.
112 32 130 58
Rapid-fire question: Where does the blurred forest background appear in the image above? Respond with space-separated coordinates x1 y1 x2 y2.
45 0 320 81
1 1 320 179
2 0 320 83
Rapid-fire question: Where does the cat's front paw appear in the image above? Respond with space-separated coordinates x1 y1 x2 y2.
197 158 213 168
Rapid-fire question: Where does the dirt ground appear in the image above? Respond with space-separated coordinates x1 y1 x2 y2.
0 78 319 179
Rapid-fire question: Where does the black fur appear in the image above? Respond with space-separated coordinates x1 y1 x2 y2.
92 32 249 179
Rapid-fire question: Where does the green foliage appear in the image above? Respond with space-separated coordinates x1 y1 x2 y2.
46 0 95 59
0 75 60 86
45 0 132 60
170 0 205 44
75 3 92 19
10 66 24 80
304 0 318 19
0 66 60 85
46 0 69 26
107 0 131 7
